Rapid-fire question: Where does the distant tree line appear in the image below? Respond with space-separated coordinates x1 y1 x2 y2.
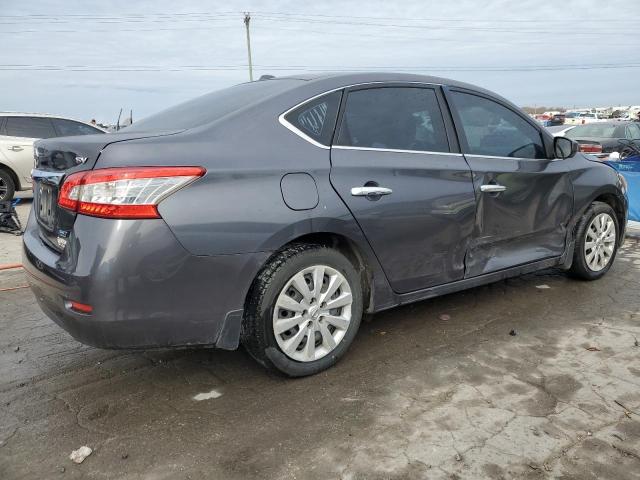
521 106 566 114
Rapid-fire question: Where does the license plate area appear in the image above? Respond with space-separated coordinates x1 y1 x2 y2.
36 182 57 231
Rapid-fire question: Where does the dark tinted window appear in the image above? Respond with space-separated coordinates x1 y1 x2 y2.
336 87 449 152
126 79 303 132
451 92 546 159
284 91 341 146
53 118 103 136
4 116 56 139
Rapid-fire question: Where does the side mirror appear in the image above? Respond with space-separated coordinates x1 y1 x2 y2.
554 136 578 159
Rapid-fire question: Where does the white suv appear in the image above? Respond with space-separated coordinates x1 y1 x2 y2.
0 113 105 200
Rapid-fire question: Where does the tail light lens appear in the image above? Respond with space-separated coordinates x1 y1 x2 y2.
58 166 205 219
579 144 603 154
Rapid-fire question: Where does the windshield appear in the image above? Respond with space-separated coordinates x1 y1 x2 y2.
565 124 620 138
124 79 302 132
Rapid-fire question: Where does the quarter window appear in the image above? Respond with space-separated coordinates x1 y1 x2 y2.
450 92 546 159
336 87 449 153
4 117 56 139
284 91 342 146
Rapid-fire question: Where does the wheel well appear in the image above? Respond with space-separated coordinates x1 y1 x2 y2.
281 232 373 312
593 193 625 238
0 163 20 190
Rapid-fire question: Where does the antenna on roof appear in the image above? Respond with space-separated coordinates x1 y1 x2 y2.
259 75 276 81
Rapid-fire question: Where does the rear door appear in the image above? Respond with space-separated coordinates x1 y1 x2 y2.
445 88 573 277
0 116 57 189
329 84 476 293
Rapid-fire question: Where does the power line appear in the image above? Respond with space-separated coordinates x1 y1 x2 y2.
1 63 639 72
252 10 640 24
0 16 630 37
250 14 625 36
1 10 638 23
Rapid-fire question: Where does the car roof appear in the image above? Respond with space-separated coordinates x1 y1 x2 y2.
262 71 517 112
0 111 68 118
0 111 91 122
272 71 493 93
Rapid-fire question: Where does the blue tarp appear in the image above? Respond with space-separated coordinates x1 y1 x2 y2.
604 158 640 222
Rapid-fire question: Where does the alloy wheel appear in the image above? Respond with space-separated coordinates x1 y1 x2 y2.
272 265 353 362
584 212 616 272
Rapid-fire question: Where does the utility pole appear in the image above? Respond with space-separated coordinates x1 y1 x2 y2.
244 12 253 81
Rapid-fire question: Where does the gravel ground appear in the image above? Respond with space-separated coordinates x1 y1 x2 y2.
1 199 639 479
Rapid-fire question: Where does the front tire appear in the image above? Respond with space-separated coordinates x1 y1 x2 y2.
569 201 619 280
242 244 363 377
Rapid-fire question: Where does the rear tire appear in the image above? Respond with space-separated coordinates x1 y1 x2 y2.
569 201 619 280
242 244 363 377
0 169 15 201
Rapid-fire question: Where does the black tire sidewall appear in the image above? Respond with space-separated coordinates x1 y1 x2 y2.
572 202 619 280
259 248 363 376
0 170 15 201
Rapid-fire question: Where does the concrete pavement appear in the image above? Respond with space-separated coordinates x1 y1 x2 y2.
1 199 639 479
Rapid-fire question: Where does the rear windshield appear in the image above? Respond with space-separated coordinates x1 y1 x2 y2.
125 79 302 132
565 124 621 138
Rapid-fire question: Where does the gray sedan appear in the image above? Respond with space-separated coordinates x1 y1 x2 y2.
24 73 628 376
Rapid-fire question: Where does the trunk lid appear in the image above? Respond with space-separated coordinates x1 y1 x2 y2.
32 130 181 251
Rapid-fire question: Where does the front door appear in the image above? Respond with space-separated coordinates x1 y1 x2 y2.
330 85 476 293
446 89 573 277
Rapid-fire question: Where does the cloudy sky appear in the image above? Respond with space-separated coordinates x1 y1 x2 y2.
1 0 639 123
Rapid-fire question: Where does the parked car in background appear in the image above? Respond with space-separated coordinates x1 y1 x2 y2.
541 113 566 127
564 112 608 125
24 73 628 377
0 113 105 200
565 121 640 158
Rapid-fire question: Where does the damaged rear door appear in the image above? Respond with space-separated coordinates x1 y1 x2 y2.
445 88 573 277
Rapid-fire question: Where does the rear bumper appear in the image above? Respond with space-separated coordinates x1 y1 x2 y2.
22 210 269 350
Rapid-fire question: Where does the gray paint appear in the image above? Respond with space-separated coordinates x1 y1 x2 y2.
23 72 628 350
280 173 319 210
330 147 476 293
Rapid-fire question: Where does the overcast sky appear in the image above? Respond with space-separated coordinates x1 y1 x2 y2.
1 0 639 123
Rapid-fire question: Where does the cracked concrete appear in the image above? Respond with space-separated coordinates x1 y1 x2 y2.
1 198 639 479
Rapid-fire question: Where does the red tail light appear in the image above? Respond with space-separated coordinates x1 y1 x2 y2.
58 166 205 219
579 144 603 154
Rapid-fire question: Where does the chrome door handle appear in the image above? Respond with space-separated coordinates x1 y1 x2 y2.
351 186 393 197
480 184 507 193
9 146 23 152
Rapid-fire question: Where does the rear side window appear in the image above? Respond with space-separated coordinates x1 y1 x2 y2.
450 92 546 159
336 87 449 153
4 117 56 139
53 118 103 136
284 91 342 146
